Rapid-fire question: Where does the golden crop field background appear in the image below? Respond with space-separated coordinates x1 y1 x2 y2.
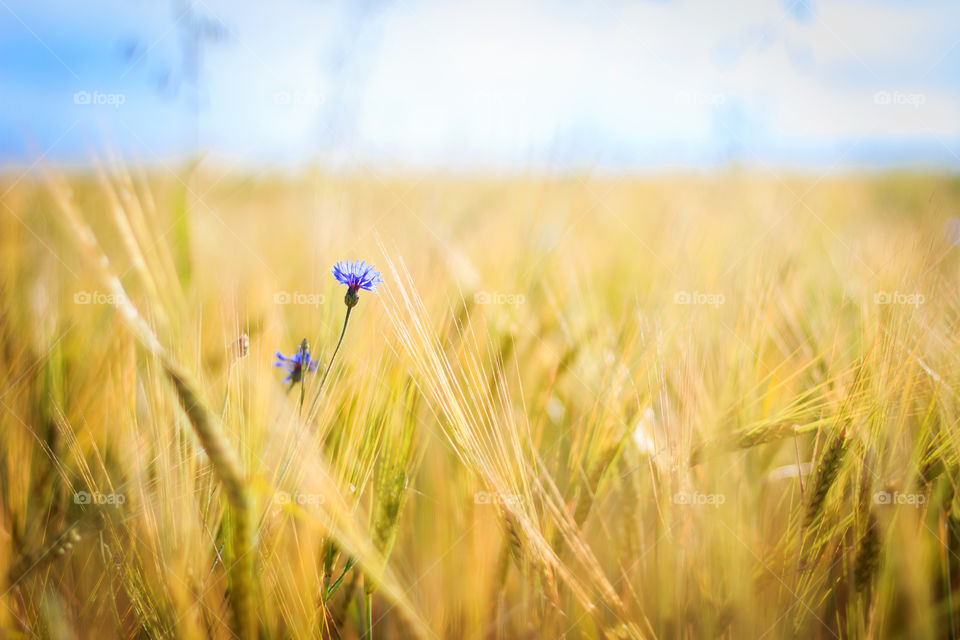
2 169 960 638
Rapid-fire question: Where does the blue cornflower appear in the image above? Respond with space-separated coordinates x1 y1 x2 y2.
274 347 319 384
332 260 383 307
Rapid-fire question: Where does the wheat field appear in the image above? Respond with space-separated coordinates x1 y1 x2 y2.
1 168 960 638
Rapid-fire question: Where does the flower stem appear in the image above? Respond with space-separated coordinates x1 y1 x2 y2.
298 376 306 418
364 590 374 639
298 340 309 419
309 306 352 416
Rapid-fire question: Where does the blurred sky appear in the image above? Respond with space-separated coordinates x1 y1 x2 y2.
2 0 959 171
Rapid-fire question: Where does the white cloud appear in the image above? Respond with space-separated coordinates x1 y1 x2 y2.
343 0 960 165
11 0 958 168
